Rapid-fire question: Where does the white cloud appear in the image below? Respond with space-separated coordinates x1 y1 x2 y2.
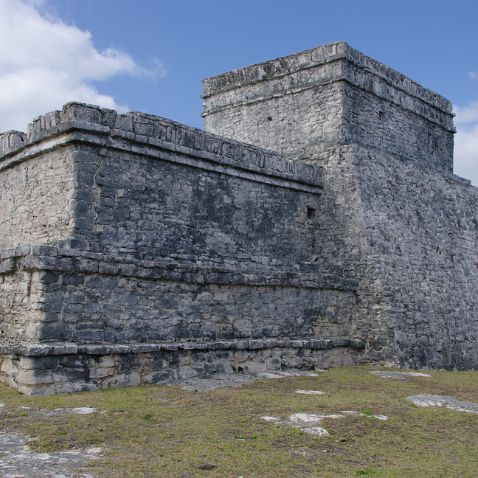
469 71 478 81
454 102 478 185
0 0 164 132
454 101 478 125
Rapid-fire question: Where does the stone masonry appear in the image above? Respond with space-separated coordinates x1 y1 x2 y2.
0 41 476 394
203 41 478 369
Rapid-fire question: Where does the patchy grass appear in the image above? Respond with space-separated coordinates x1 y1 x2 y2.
0 365 477 477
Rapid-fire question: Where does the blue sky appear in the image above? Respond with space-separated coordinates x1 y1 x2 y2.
1 0 478 181
47 0 478 127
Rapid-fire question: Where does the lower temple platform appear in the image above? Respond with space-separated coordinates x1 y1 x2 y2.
0 338 364 395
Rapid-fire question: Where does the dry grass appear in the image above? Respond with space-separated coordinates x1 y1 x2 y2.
0 365 477 477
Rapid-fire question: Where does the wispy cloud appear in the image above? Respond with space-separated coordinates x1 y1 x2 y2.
135 58 167 80
468 71 478 81
0 0 165 132
454 101 478 125
454 101 478 185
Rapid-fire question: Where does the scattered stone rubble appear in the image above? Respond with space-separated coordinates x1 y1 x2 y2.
261 408 387 437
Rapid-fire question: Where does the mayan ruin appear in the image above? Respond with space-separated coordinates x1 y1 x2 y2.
0 41 476 395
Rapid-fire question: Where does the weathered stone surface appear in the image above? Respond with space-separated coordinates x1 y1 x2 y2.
370 371 431 380
203 42 454 171
0 339 362 395
261 408 386 437
407 394 478 414
0 41 476 394
0 98 363 394
176 373 257 391
295 390 325 395
203 41 478 371
0 433 101 477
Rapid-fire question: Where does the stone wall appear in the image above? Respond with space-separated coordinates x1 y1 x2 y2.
0 102 362 394
203 41 454 170
341 81 454 171
75 145 320 264
0 246 358 345
203 41 478 369
0 270 44 343
351 145 478 368
0 339 364 395
312 144 478 368
0 144 76 250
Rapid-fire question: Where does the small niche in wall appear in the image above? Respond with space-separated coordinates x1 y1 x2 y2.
378 111 385 121
306 206 316 221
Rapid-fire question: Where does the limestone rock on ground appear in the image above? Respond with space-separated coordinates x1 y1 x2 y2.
302 427 329 437
407 394 478 414
0 433 101 478
261 409 387 437
370 371 431 379
38 407 97 417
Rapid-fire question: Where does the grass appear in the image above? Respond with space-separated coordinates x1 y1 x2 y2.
0 365 477 477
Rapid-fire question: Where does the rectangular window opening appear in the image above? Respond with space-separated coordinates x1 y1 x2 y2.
307 206 316 221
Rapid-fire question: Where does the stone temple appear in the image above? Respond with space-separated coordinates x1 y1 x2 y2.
0 42 476 395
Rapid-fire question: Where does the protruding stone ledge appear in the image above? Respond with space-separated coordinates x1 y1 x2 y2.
202 41 452 116
0 245 358 291
0 337 365 395
0 103 321 190
0 337 366 357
